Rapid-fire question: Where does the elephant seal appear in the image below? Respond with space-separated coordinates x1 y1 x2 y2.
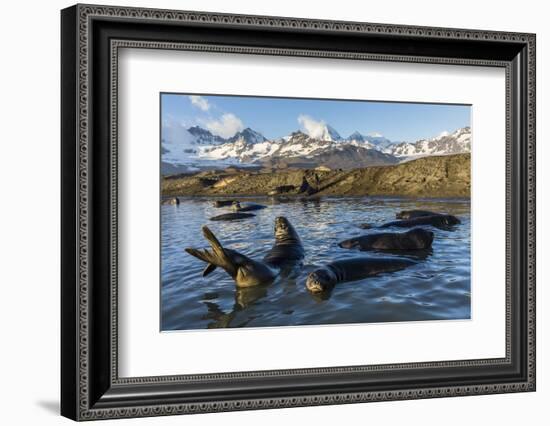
306 257 416 294
232 201 267 212
396 210 441 219
379 214 460 230
161 197 179 205
209 212 255 221
263 216 305 268
213 199 236 208
185 226 277 287
339 228 434 251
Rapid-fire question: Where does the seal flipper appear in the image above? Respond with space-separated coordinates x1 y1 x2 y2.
185 226 238 278
185 246 237 279
202 263 217 277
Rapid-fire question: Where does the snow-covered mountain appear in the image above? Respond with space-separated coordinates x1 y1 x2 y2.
389 127 471 158
318 124 343 142
186 126 227 145
227 127 267 144
198 129 396 169
161 124 471 174
346 131 396 152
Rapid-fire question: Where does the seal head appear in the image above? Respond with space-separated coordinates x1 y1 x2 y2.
274 216 301 244
306 268 337 293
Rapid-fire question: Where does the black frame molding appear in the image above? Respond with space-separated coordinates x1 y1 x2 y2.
61 4 536 421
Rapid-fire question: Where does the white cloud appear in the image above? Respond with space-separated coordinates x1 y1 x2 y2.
161 116 196 164
438 130 450 138
204 113 244 138
368 132 383 138
189 95 210 111
297 114 328 139
162 117 193 144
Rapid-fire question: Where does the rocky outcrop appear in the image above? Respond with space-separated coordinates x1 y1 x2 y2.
162 153 471 199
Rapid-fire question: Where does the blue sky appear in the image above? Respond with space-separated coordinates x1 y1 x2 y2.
161 93 471 142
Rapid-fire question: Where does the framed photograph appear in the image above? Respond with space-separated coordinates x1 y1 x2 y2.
61 4 536 421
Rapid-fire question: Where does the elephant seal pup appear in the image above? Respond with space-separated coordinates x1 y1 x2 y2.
213 199 237 208
209 212 255 221
339 228 434 251
396 210 441 219
379 214 460 230
263 216 305 268
185 226 277 287
232 201 267 212
306 257 416 294
161 197 179 205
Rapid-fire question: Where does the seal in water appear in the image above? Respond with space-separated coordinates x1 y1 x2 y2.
185 226 277 287
396 210 441 219
378 214 460 230
306 257 416 294
209 212 255 221
213 199 236 208
232 201 267 212
339 227 434 251
161 197 179 205
263 216 305 268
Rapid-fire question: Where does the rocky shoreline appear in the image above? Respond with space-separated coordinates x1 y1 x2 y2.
162 153 470 199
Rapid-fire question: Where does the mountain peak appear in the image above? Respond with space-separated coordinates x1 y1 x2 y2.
323 124 342 141
286 130 308 139
186 126 226 144
348 131 366 141
187 125 212 135
228 127 267 144
390 126 471 158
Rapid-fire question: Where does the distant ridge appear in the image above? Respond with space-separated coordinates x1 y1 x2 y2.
161 124 471 174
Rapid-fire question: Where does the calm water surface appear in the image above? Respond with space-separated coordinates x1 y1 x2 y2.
161 197 471 330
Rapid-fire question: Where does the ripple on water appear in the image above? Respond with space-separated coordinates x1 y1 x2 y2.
160 197 471 330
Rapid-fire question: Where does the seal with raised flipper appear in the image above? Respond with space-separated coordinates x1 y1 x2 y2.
395 210 442 219
339 227 434 251
306 257 416 294
263 216 305 268
185 226 277 288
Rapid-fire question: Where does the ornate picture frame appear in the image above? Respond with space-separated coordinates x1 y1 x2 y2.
61 4 535 421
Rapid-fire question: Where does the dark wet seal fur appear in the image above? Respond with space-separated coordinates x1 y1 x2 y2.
232 201 267 212
185 226 277 287
396 210 442 219
379 214 461 230
306 257 416 294
213 199 237 208
209 212 255 221
339 227 434 251
263 216 305 268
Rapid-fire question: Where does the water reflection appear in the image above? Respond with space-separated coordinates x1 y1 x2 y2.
202 285 270 328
